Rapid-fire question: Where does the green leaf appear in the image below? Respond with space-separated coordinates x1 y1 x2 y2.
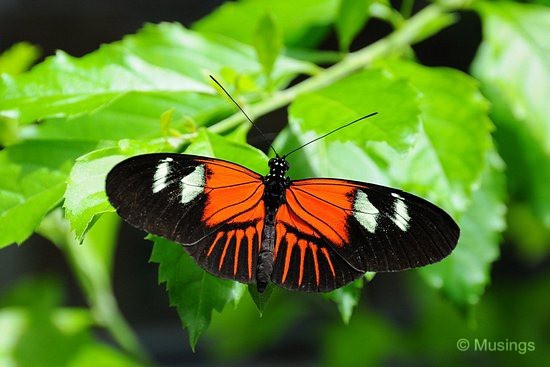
280 61 496 310
150 236 246 350
419 151 506 307
0 23 312 124
63 139 172 240
0 140 98 248
253 13 283 81
379 60 493 214
248 283 274 315
288 68 421 154
186 128 268 174
194 0 340 48
471 1 550 227
336 0 372 51
0 42 40 75
325 278 364 323
23 92 226 143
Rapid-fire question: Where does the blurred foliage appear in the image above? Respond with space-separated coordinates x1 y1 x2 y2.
471 1 550 233
0 278 143 367
0 0 548 365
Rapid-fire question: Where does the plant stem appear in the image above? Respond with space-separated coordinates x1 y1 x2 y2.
91 286 149 362
37 211 149 363
210 4 454 135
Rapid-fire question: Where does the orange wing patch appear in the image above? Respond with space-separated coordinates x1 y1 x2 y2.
189 158 265 283
203 222 263 282
271 225 342 289
278 182 355 246
198 159 265 227
270 180 365 291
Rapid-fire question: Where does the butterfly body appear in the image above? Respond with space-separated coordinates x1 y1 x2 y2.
106 153 459 293
257 157 291 292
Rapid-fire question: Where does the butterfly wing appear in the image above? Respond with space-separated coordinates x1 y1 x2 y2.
105 153 265 283
271 178 460 292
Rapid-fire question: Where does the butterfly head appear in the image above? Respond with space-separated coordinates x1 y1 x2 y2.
268 156 290 177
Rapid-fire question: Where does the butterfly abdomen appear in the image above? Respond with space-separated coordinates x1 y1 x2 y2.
257 223 275 292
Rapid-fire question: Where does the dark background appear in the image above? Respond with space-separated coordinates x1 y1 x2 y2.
0 1 498 365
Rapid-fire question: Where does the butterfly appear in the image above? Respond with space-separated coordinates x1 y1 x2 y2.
105 78 459 293
106 150 459 293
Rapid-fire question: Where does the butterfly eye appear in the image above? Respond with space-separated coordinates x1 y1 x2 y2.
268 158 275 167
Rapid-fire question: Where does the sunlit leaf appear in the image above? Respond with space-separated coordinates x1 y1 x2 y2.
186 128 268 173
63 140 172 240
0 141 97 248
379 60 493 214
0 42 40 75
22 92 225 143
280 60 496 311
0 23 313 124
288 68 421 154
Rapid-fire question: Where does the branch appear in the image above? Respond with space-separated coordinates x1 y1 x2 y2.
210 4 456 134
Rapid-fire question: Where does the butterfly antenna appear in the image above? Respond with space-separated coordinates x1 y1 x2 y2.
209 75 278 156
283 112 378 158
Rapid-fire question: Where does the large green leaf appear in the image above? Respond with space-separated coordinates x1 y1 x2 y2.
278 61 496 312
150 236 246 350
185 128 268 172
0 23 313 124
194 0 339 48
288 68 421 154
0 140 98 248
63 140 172 240
471 1 550 228
419 151 506 307
22 92 227 143
379 60 493 214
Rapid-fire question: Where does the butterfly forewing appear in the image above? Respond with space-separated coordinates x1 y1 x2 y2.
269 178 459 292
106 153 266 283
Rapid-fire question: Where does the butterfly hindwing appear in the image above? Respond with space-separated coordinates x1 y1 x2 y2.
106 153 265 283
270 178 459 292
